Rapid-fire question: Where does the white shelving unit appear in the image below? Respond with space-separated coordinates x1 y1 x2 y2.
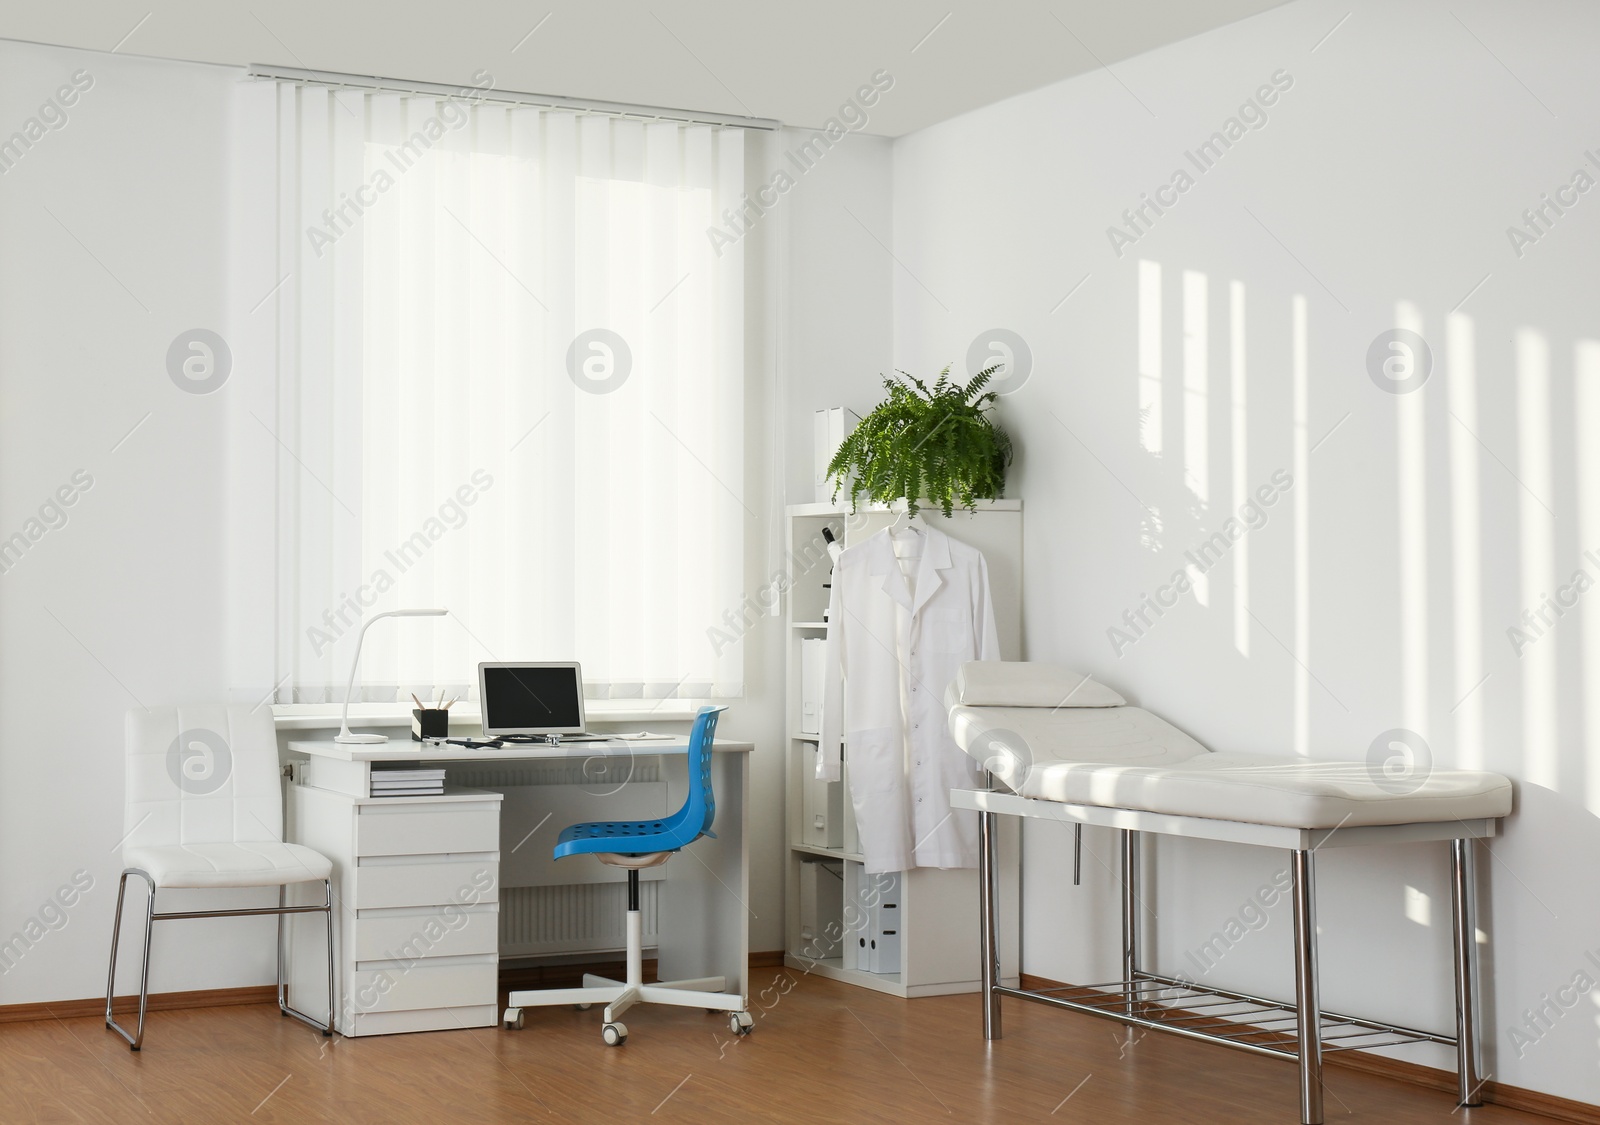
783 500 1022 997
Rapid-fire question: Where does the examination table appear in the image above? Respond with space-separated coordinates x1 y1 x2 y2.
944 661 1512 1125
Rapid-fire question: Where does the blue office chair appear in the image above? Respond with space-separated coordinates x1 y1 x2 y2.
502 706 752 1045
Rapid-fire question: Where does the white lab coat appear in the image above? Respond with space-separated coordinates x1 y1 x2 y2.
819 526 1000 873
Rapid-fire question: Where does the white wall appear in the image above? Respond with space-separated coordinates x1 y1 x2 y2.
0 42 272 1001
777 127 895 502
890 0 1600 1104
0 43 833 1006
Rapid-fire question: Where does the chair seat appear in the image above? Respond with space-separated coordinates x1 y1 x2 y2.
590 851 674 869
554 818 711 860
124 842 333 889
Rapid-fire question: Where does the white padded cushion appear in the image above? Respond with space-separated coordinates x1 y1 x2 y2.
125 842 332 888
948 702 1512 829
125 705 286 854
950 704 1210 791
950 661 1126 708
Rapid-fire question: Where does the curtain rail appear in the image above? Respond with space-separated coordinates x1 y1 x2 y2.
247 64 782 131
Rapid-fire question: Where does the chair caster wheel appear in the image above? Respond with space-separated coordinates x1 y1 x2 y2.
574 1003 592 1011
729 1011 753 1036
602 1021 627 1046
503 1007 525 1030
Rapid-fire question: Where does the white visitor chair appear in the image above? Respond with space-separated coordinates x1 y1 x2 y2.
105 705 336 1049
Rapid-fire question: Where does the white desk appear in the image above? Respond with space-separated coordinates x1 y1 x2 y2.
283 737 753 1037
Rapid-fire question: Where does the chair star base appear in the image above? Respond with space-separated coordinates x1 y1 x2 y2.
505 971 748 1032
503 869 752 1043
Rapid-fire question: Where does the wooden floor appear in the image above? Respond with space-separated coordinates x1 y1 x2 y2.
1 969 1561 1124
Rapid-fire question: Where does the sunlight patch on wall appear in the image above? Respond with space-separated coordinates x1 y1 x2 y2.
1230 280 1249 657
1575 339 1600 811
1138 260 1163 457
1183 269 1210 505
1184 270 1210 605
1293 295 1309 756
1404 885 1431 928
1517 328 1557 789
1446 312 1483 769
1397 301 1429 732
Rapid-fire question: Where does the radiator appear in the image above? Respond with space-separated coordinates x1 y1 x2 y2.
498 880 660 957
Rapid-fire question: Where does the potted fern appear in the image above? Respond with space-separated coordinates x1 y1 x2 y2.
826 366 1013 519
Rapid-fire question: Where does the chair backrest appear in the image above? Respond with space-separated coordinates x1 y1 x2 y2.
124 705 285 857
682 705 726 841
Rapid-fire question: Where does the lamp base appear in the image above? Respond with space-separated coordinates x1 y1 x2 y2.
335 732 389 744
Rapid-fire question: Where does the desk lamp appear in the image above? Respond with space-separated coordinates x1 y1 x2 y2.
335 608 449 744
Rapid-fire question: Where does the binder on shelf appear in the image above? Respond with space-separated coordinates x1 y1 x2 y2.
841 863 871 972
813 407 846 503
799 638 825 735
843 866 901 975
867 872 902 975
798 859 844 961
801 742 843 849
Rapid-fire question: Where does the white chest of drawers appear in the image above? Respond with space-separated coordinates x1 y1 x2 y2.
285 779 504 1037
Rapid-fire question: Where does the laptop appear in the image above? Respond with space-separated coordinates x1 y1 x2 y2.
478 662 610 743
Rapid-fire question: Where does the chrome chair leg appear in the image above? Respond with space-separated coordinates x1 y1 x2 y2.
277 884 287 1018
103 872 129 1030
278 879 335 1035
105 869 156 1051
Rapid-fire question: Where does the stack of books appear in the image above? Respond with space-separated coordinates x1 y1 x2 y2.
369 767 446 798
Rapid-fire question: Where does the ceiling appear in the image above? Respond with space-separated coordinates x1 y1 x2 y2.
0 0 1287 136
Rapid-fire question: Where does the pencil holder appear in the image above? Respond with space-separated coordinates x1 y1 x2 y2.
411 708 449 742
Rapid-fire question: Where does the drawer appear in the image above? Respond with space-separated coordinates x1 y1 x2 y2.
347 1004 498 1037
352 906 499 962
356 803 499 857
349 958 498 1015
352 860 498 910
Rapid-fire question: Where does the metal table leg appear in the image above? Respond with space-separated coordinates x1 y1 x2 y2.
1291 848 1323 1125
1121 829 1141 1019
979 808 1002 1039
1451 838 1483 1106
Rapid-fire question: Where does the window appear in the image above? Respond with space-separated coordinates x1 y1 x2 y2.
266 84 747 704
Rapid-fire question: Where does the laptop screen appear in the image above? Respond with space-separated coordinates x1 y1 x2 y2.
479 663 586 736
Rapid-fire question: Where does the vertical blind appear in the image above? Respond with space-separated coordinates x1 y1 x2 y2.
270 83 747 703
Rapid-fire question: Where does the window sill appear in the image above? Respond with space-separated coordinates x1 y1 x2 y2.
272 700 710 730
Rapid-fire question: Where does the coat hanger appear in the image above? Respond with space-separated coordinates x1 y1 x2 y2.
889 500 926 537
